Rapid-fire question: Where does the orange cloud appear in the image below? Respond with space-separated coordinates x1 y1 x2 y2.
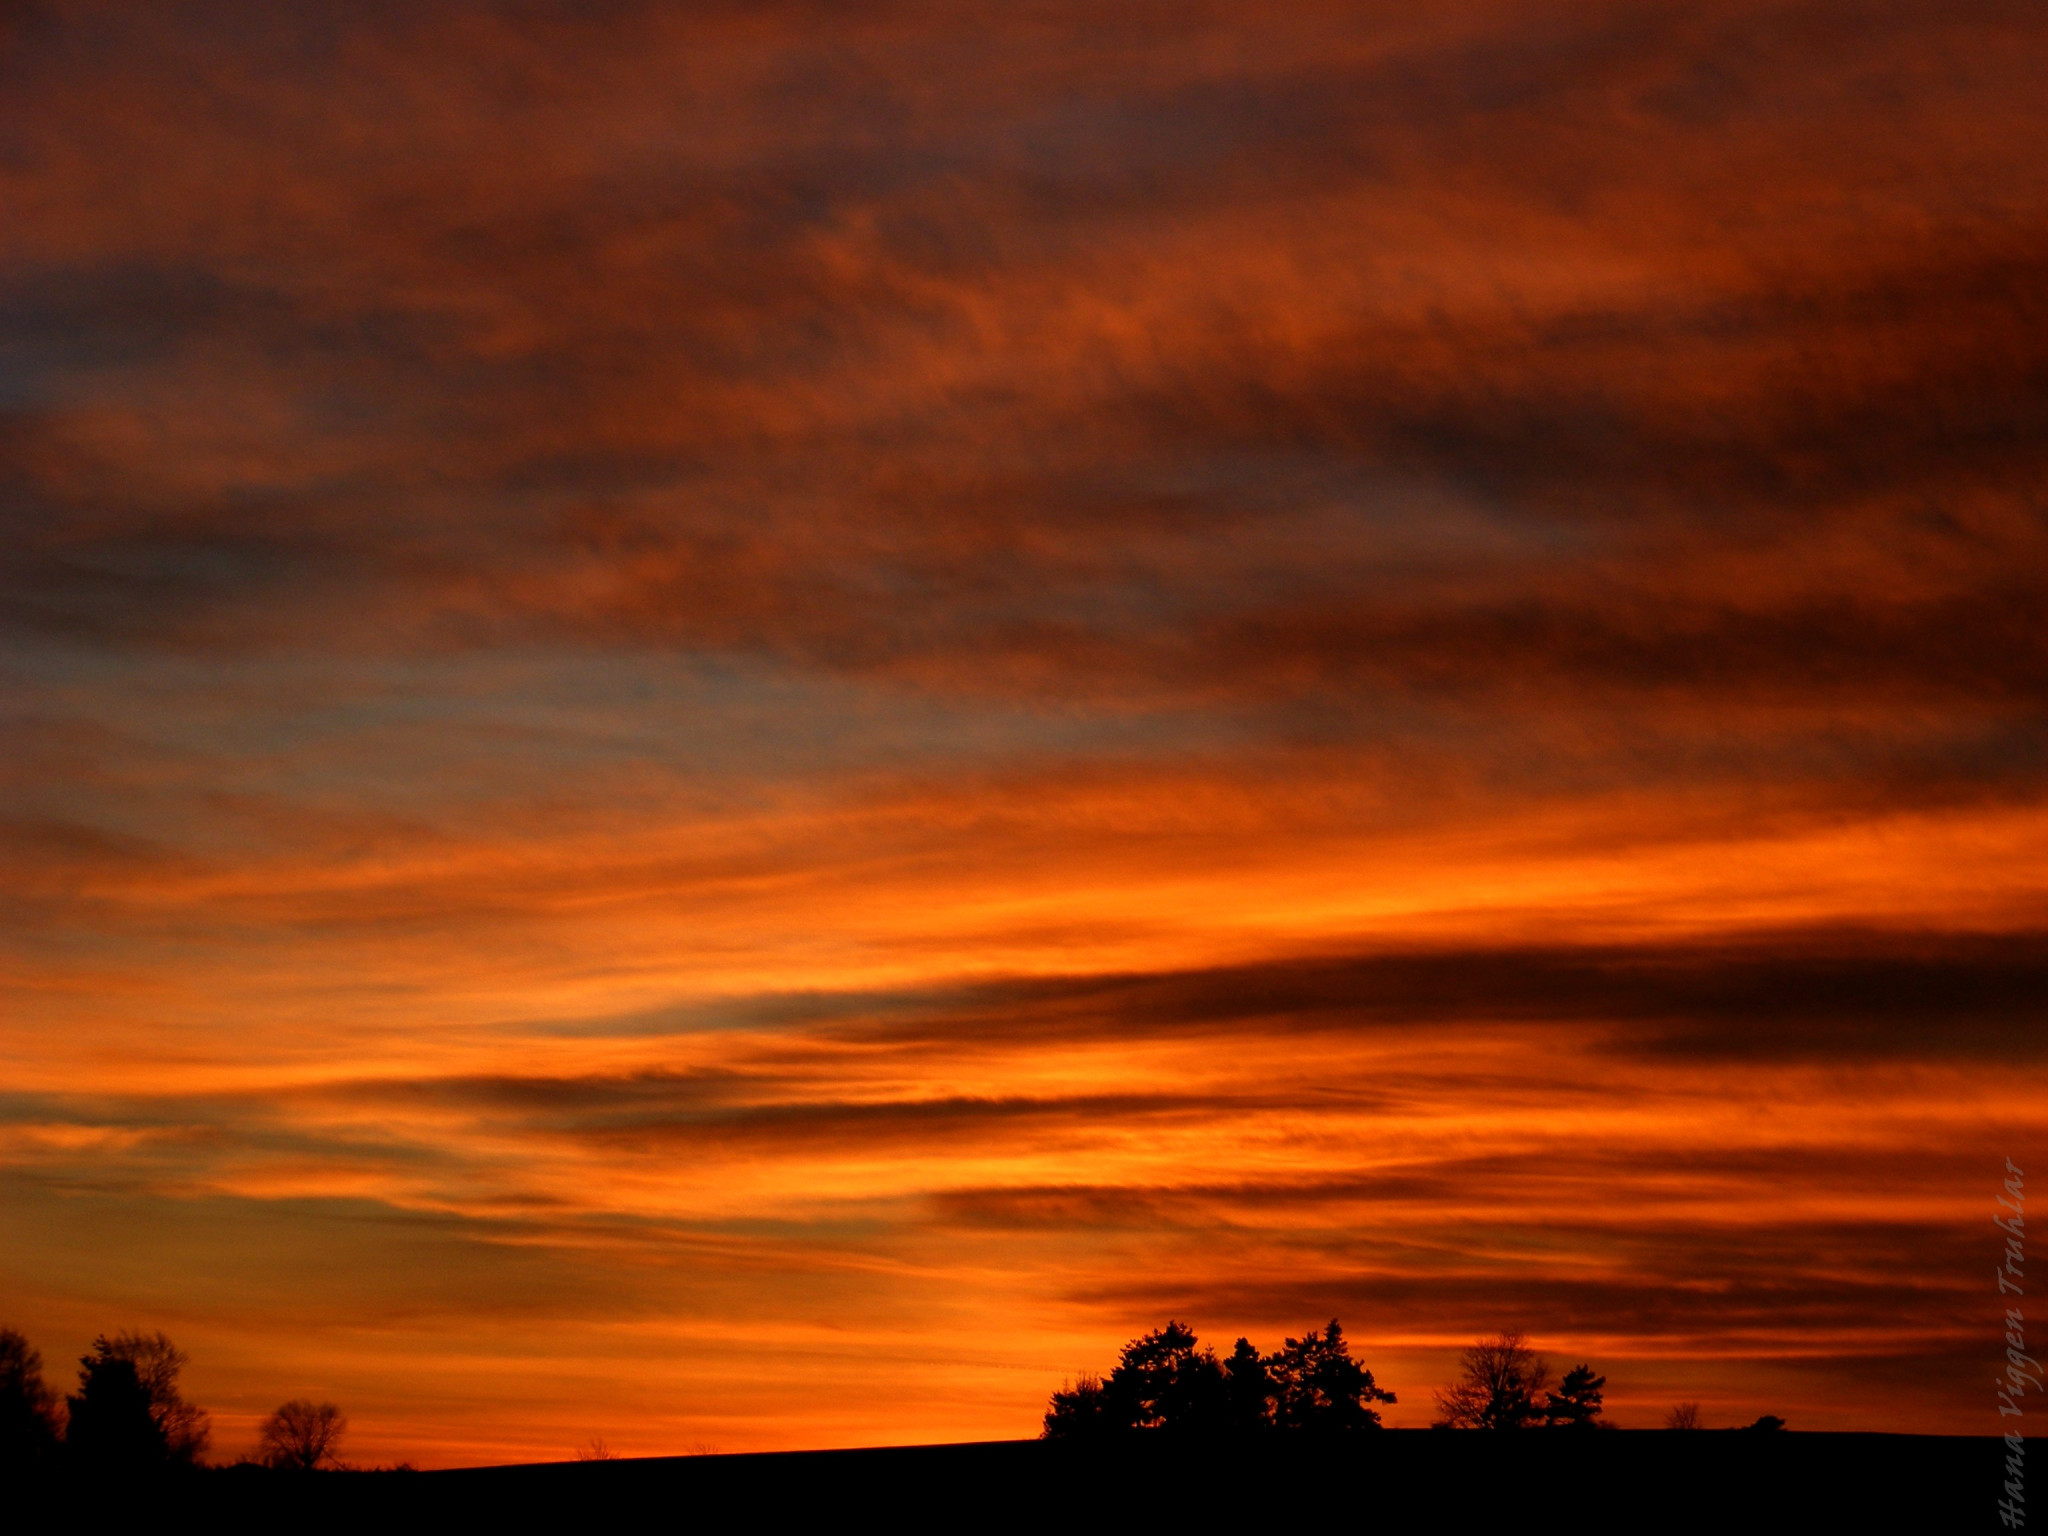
2 0 2043 1464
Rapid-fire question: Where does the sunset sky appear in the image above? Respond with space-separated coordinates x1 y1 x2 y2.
3 0 2045 1465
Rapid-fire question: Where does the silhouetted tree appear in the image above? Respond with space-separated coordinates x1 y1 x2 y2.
1544 1364 1606 1429
0 1329 60 1472
1042 1372 1115 1440
1221 1337 1275 1435
1663 1402 1702 1430
67 1356 163 1472
1434 1331 1550 1430
1744 1414 1785 1432
1044 1319 1397 1441
1265 1320 1395 1433
1102 1321 1226 1433
67 1332 209 1471
257 1399 347 1471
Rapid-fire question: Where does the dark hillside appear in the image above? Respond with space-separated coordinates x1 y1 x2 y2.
54 1431 2013 1531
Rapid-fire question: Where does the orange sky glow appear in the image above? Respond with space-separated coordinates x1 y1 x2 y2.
3 0 2045 1466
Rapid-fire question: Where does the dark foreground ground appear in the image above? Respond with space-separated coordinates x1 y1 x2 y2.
29 1432 2023 1531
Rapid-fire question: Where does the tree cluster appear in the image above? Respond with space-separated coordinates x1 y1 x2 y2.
1665 1402 1785 1432
1432 1331 1784 1433
1 1328 213 1476
1043 1319 1396 1439
68 1331 213 1470
0 1325 347 1477
1432 1330 1608 1431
